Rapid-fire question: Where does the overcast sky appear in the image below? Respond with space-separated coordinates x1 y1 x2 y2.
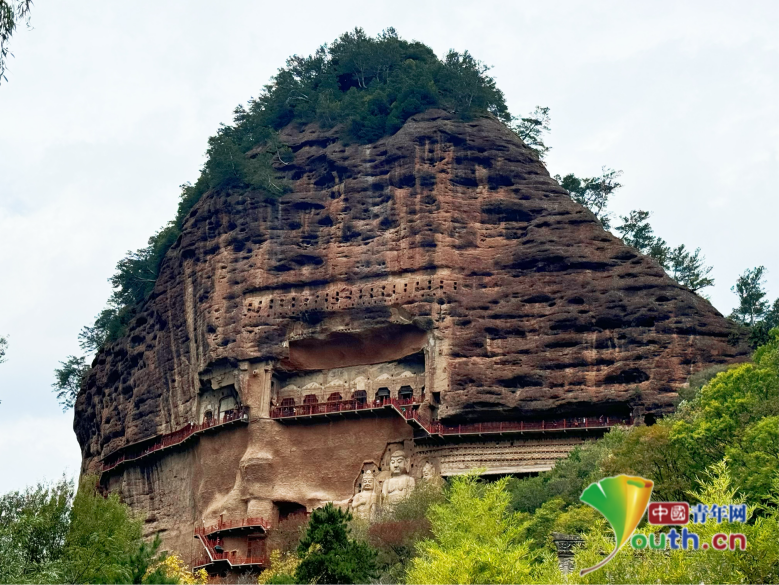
0 0 777 494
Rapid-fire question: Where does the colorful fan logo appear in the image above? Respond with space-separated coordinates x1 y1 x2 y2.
578 475 654 575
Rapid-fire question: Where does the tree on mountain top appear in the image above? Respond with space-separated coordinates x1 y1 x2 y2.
615 209 714 292
555 168 623 229
512 106 551 160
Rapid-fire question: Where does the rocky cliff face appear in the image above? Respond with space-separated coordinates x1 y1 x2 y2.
75 109 748 464
74 109 747 557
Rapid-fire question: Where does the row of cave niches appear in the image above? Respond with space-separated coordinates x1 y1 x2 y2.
243 276 460 319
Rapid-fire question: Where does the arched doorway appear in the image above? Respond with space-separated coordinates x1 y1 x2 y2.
399 385 414 402
280 397 295 416
303 394 318 414
353 390 367 407
376 387 390 404
219 395 237 422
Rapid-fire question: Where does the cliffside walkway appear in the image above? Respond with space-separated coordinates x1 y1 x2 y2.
270 397 632 437
202 516 271 538
270 396 420 420
100 407 250 477
402 409 633 438
193 526 267 570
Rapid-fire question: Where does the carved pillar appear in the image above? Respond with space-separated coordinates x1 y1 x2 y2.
239 360 273 418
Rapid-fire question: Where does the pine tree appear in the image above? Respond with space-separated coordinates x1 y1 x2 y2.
295 503 377 584
731 266 769 326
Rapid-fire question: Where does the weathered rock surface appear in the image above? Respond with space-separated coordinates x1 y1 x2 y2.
74 109 748 558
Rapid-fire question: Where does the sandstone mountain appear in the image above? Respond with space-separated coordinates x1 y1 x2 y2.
74 109 747 564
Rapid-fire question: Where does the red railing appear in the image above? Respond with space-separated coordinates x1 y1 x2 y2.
193 527 267 569
270 397 631 437
404 412 632 437
101 407 249 474
270 397 420 419
202 516 271 537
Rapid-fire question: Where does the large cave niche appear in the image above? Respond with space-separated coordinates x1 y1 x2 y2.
274 501 308 524
197 365 244 424
197 384 241 423
272 348 427 408
282 324 428 371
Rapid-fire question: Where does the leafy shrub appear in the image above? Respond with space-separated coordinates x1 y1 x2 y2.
257 550 301 585
144 553 206 584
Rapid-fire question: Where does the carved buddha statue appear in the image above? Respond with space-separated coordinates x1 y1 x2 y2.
381 450 416 505
350 469 377 521
421 460 443 486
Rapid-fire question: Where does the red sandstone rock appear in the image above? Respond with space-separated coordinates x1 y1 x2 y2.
74 109 749 558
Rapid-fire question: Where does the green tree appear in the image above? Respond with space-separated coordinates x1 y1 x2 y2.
667 244 714 292
295 503 377 584
0 0 31 84
731 266 770 326
750 300 779 347
0 477 72 583
768 299 779 329
615 210 713 292
52 356 89 411
61 476 164 584
615 210 657 253
508 428 628 513
512 106 551 159
407 474 538 584
614 209 672 268
555 168 623 229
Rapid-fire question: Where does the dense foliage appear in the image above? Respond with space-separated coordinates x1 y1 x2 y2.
295 503 378 584
51 355 89 411
0 476 176 584
407 475 539 584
